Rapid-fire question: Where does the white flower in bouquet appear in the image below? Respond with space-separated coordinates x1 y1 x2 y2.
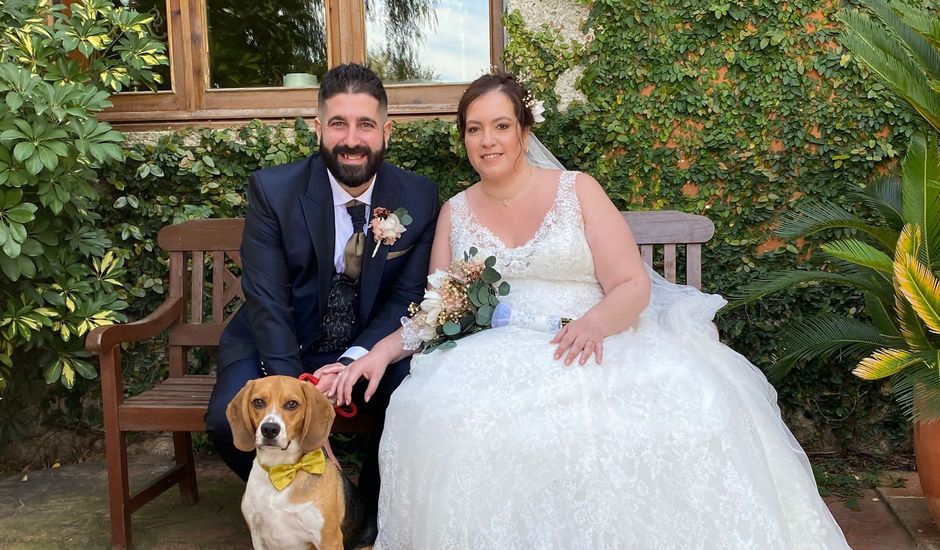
420 290 444 326
427 269 448 289
400 247 511 352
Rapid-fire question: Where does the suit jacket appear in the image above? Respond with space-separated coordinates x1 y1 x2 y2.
219 155 439 376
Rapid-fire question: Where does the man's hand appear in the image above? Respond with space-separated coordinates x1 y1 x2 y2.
330 353 390 406
312 363 347 398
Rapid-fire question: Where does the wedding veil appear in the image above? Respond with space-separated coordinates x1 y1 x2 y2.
526 133 565 170
524 134 726 334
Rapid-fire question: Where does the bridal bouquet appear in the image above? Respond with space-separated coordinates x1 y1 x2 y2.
401 247 510 353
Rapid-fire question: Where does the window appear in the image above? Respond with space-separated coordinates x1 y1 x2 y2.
101 0 504 129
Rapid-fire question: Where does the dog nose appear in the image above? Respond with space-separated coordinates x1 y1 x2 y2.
260 422 280 439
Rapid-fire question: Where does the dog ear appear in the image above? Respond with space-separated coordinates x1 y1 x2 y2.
300 381 335 451
226 380 257 452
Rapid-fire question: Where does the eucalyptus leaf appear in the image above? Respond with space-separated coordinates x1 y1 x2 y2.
443 321 461 336
477 285 491 306
482 267 500 284
477 304 494 325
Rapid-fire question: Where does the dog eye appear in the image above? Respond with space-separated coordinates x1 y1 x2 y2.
251 398 265 409
285 400 299 410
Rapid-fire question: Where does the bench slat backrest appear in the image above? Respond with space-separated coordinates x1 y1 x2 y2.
157 219 247 370
622 211 714 289
154 212 714 358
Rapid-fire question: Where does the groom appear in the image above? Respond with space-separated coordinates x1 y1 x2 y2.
205 63 439 510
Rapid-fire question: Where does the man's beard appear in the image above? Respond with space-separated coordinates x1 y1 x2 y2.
320 142 386 188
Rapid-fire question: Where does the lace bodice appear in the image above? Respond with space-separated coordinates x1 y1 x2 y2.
448 171 603 320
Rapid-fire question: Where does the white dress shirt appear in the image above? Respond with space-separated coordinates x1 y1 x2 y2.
327 169 375 361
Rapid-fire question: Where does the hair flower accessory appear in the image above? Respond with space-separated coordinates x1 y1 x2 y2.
370 207 411 257
523 92 545 124
529 99 545 123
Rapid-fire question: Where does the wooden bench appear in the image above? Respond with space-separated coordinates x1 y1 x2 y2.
85 211 714 549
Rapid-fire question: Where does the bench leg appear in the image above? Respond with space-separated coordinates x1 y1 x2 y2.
105 429 132 549
173 431 199 505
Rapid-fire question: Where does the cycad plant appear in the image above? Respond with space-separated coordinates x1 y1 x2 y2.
728 0 940 421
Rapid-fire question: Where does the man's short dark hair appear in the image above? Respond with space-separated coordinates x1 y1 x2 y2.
318 63 388 114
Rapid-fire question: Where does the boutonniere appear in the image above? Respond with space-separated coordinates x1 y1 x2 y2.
370 207 412 257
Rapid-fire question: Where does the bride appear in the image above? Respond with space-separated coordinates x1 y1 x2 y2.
326 72 850 549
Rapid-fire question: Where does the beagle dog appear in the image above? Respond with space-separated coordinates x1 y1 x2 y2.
226 375 376 550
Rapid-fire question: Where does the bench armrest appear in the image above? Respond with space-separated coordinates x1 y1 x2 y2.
86 296 184 354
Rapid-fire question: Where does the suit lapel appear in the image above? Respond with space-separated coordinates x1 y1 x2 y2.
299 157 335 315
359 163 399 320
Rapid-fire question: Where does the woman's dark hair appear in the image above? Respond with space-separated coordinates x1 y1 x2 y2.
456 71 534 135
318 63 388 113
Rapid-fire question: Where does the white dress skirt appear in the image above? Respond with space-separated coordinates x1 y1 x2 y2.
375 171 851 549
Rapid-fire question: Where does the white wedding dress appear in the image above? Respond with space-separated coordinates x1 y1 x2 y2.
375 171 850 549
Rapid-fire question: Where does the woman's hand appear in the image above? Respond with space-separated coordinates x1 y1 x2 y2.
330 352 391 406
550 316 605 366
312 364 346 397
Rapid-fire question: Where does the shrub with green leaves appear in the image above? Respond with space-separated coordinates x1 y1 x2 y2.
0 0 166 442
729 0 940 421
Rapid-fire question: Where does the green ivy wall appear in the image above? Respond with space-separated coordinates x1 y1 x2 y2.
99 0 940 454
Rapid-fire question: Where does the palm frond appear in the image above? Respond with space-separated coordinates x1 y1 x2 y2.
854 348 922 379
863 0 940 82
840 9 940 132
892 362 940 421
767 315 899 381
895 252 940 333
776 200 899 250
901 132 940 266
725 270 883 308
829 259 896 304
822 239 894 276
893 0 940 47
897 294 934 349
865 290 901 336
848 175 903 229
895 223 922 260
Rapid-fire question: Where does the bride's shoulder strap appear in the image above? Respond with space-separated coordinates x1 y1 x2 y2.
559 170 578 190
446 190 471 231
555 170 581 212
555 170 581 223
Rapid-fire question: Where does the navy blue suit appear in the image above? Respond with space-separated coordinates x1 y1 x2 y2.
206 155 438 506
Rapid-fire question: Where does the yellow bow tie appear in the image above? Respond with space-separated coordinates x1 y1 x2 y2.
261 449 326 491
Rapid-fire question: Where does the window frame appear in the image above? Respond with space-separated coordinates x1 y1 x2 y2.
101 0 505 129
